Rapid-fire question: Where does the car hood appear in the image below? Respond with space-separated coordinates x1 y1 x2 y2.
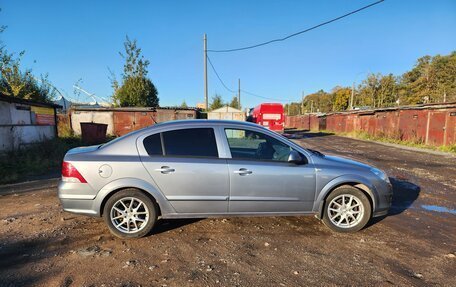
320 154 373 170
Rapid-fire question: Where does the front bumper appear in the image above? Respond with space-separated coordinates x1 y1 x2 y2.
372 182 393 217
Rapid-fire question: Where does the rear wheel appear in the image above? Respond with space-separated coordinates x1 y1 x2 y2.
103 189 157 238
322 186 371 233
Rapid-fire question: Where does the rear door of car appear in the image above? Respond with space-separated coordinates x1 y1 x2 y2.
222 127 316 213
138 127 229 214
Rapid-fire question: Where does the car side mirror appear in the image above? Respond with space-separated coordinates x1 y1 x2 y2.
288 150 303 164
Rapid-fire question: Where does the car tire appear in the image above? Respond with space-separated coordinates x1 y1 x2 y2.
103 188 157 238
322 186 371 233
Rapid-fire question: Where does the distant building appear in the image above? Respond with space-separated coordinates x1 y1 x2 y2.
196 102 207 110
70 106 200 136
0 94 61 152
207 106 245 121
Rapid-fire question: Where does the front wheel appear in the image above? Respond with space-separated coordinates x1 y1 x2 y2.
103 189 157 238
322 186 371 233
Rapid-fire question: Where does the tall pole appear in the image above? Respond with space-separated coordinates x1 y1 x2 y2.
204 34 208 110
301 91 304 115
350 81 355 110
238 78 241 109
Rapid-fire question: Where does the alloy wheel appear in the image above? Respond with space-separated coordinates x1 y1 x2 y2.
110 197 150 233
327 194 365 228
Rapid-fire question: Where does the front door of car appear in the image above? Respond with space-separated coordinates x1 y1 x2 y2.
224 128 316 213
139 128 229 214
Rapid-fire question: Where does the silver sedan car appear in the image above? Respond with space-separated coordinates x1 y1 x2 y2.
58 120 392 238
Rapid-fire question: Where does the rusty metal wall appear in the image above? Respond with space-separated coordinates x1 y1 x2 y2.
444 111 456 146
70 108 198 137
113 111 135 136
310 116 320 131
284 114 313 130
397 110 427 142
113 109 197 136
285 104 456 147
427 111 446 146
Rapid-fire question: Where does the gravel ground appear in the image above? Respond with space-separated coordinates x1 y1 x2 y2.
0 133 455 287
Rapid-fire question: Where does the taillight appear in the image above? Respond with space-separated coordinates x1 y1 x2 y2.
62 161 87 183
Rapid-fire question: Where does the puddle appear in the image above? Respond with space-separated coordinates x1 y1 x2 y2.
421 205 456 215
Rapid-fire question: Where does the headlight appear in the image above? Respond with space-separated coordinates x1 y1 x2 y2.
370 168 390 183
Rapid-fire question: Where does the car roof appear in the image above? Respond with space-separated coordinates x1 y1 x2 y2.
152 119 259 128
100 119 312 159
103 120 265 148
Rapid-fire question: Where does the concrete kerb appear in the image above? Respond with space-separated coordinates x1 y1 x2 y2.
0 178 59 196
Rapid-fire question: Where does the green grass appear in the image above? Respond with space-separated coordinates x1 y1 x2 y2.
0 136 85 185
323 130 456 155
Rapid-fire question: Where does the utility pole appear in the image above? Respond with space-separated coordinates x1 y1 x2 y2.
350 82 355 110
301 91 304 115
443 87 447 103
203 34 208 110
238 78 241 109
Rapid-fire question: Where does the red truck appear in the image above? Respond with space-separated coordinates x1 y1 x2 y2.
249 103 284 133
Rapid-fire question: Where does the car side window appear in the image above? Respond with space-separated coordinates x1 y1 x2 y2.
162 128 218 157
143 134 163 156
225 129 292 161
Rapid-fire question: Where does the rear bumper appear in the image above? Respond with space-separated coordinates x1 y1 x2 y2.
58 180 99 216
59 198 99 216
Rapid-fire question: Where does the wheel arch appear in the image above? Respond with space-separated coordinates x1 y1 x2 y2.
93 178 176 217
314 175 377 219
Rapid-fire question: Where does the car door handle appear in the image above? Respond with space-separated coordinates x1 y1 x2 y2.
233 168 252 175
154 166 175 174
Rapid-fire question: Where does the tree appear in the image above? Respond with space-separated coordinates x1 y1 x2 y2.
378 74 397 107
301 90 333 113
209 94 224 110
180 100 188 108
332 87 351 111
358 73 380 108
229 96 239 109
115 76 158 107
120 35 150 79
295 51 455 112
112 36 159 107
302 93 319 113
399 52 456 104
284 102 301 115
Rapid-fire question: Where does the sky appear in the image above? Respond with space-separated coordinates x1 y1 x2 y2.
1 0 455 108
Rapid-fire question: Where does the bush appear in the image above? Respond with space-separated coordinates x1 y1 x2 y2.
0 137 84 184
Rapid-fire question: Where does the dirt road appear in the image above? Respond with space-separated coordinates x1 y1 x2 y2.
1 133 455 286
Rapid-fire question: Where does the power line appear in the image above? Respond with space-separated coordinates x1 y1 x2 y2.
206 55 237 93
207 0 385 53
241 89 294 103
207 55 296 103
